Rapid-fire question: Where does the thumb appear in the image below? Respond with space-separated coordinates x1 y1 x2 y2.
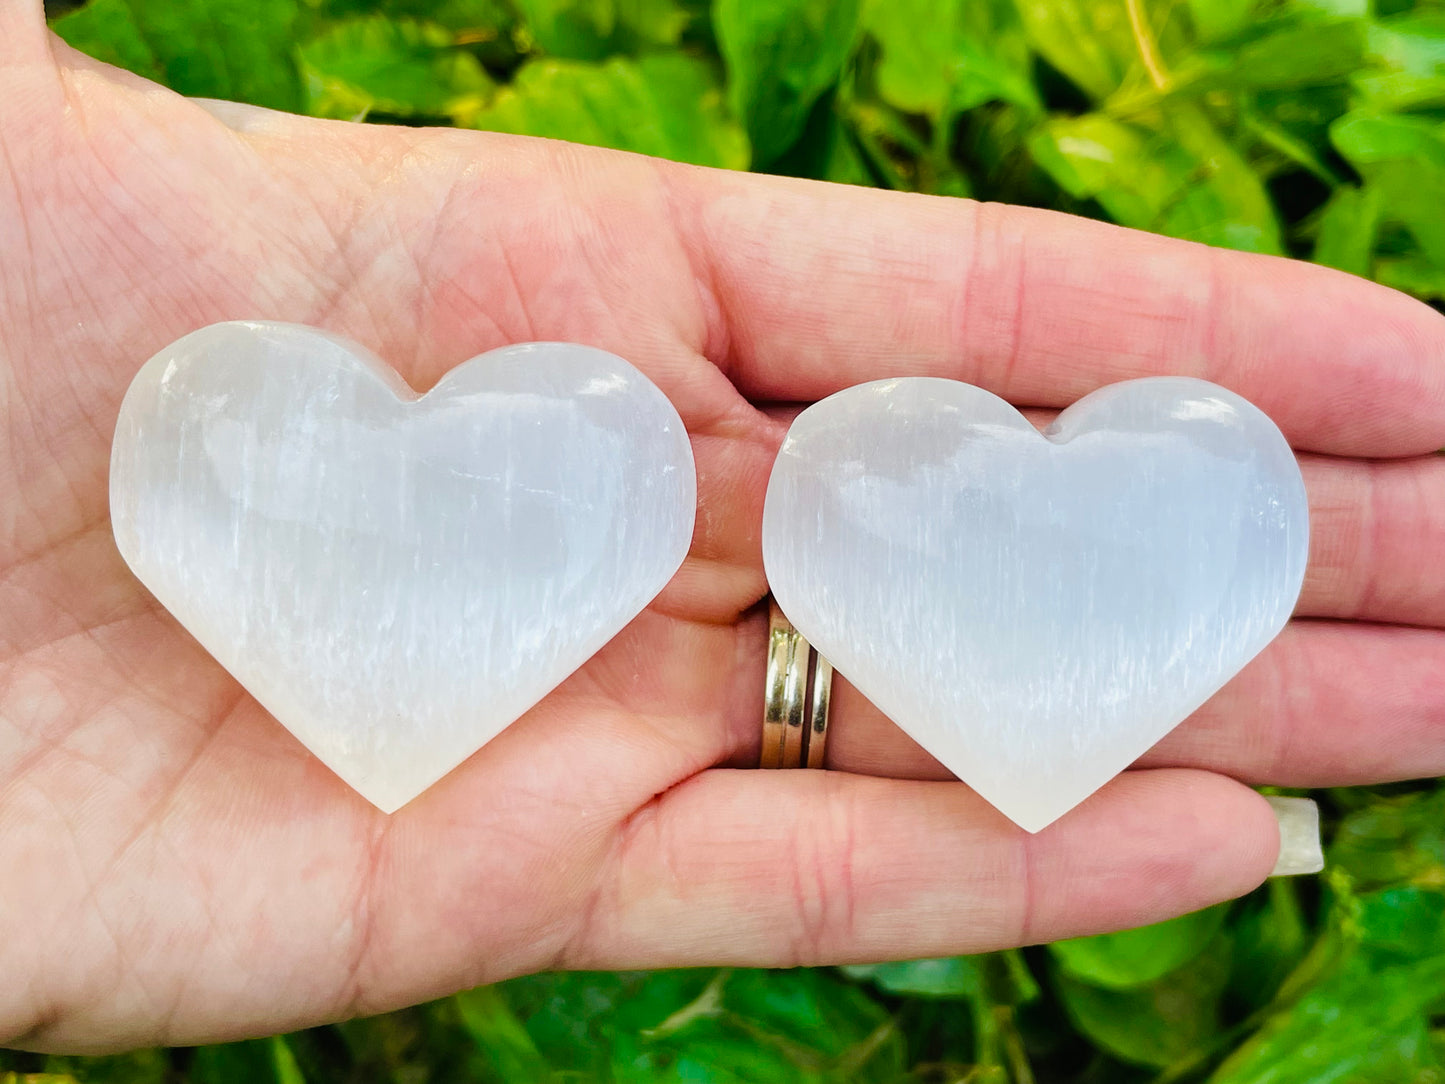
0 0 65 133
0 0 51 69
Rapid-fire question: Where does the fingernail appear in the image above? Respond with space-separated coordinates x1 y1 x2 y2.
1266 796 1324 877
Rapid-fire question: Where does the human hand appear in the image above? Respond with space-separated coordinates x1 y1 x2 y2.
4 0 1444 1053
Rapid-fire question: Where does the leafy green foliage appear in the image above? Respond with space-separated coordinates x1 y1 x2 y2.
299 16 494 120
14 0 1445 1080
470 53 748 167
1226 880 1310 1010
511 0 689 60
468 969 904 1082
1209 888 1445 1083
47 0 1445 297
1330 787 1445 889
53 0 304 110
1054 934 1233 1068
861 0 1039 121
1050 903 1230 989
1029 106 1284 252
713 0 861 164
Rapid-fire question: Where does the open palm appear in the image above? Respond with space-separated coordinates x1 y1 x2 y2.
5 2 1445 1054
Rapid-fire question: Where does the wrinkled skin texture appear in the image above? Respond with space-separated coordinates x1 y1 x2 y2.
4 0 1445 1053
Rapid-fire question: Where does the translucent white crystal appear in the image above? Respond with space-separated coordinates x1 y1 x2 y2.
111 322 695 812
762 377 1308 832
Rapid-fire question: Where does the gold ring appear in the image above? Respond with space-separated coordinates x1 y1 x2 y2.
761 600 833 768
806 655 833 769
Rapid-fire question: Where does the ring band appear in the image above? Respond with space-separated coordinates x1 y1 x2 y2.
761 600 833 769
760 600 801 768
806 655 833 769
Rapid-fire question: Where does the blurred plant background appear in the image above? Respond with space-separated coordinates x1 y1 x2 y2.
4 0 1444 1080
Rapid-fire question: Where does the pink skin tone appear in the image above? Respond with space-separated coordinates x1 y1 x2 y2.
3 0 1445 1053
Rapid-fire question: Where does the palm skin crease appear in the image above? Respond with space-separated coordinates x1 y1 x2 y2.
4 0 1445 1054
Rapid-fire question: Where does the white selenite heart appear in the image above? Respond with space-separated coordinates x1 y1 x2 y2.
762 377 1308 832
111 321 695 812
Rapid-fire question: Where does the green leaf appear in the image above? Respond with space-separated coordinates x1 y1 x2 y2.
1204 17 1365 90
844 952 1038 1077
774 98 876 187
1186 0 1253 44
496 971 709 1076
309 0 512 27
1313 184 1381 276
1228 879 1310 1012
1054 933 1233 1069
330 1009 446 1082
305 0 523 70
861 0 1038 119
52 0 302 111
511 0 689 60
299 16 493 120
714 0 862 164
1357 887 1445 963
851 949 1040 1003
454 985 550 1082
191 1040 289 1084
492 969 903 1082
1377 253 1445 300
1011 0 1138 102
712 968 900 1077
1050 904 1230 990
843 956 985 998
1247 83 1354 168
269 1038 306 1084
1156 104 1284 253
842 96 974 194
469 53 749 168
1241 102 1346 186
48 0 162 82
1029 105 1283 253
1298 0 1366 16
1357 12 1445 110
1208 890 1445 1084
38 1050 170 1084
1331 110 1445 169
772 87 877 184
1330 113 1445 270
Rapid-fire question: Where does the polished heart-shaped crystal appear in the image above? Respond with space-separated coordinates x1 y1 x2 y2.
762 377 1308 832
111 321 695 812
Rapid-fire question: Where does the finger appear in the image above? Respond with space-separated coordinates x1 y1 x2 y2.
652 408 782 625
0 1 47 67
0 3 63 170
566 768 1277 968
672 168 1445 457
1300 452 1445 626
814 621 1445 788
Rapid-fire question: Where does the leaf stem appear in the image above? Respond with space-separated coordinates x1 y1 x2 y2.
1125 0 1170 90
